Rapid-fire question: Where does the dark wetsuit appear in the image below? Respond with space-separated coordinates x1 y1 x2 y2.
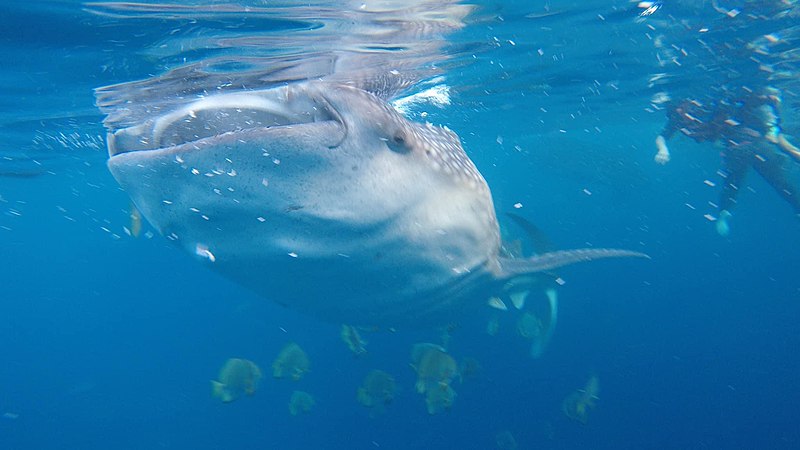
662 92 800 214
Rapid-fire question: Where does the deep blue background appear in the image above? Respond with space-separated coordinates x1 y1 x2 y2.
2 1 799 449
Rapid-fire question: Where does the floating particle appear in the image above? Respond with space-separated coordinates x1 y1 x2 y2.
513 202 523 209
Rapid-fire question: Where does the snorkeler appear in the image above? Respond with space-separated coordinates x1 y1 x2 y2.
654 85 800 235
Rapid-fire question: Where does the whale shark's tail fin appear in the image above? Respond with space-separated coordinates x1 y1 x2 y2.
497 248 649 279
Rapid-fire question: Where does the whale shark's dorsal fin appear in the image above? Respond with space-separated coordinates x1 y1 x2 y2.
497 249 650 279
504 212 556 254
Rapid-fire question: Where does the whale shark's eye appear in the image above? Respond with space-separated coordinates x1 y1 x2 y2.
386 131 410 154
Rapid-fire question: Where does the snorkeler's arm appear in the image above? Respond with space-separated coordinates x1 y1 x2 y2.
756 89 799 161
776 134 800 163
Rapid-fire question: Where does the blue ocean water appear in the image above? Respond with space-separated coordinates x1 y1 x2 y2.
2 1 800 449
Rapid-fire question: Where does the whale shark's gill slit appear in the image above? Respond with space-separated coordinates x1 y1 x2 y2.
311 92 347 149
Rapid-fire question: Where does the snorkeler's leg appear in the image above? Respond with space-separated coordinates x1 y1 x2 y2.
777 134 800 163
717 150 750 236
751 147 800 215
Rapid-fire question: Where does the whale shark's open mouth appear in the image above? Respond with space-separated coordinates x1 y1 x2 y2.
107 85 342 158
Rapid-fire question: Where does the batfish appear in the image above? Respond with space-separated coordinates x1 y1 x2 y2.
104 81 646 326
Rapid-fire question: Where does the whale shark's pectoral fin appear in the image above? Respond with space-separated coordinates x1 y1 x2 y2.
497 248 649 279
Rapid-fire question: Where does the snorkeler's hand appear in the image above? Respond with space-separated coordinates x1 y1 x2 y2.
655 135 670 164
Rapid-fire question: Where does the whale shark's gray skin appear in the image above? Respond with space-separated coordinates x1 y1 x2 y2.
105 81 646 326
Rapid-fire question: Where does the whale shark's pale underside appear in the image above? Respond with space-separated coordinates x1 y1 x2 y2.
103 81 646 325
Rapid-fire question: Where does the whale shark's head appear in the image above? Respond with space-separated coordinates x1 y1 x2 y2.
106 81 501 323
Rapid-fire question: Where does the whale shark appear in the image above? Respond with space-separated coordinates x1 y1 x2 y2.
104 81 646 326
